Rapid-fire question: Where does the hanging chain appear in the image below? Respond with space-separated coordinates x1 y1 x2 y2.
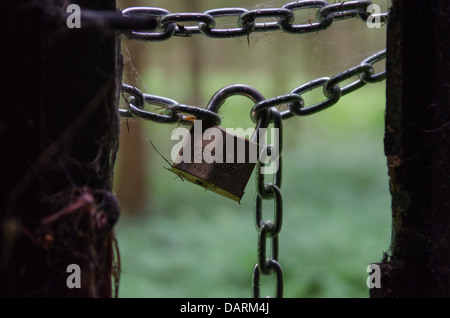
252 110 284 298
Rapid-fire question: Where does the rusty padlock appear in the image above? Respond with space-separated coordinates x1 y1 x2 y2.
170 85 268 203
171 121 258 203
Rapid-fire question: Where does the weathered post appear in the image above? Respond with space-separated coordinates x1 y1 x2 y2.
371 0 450 297
0 0 121 297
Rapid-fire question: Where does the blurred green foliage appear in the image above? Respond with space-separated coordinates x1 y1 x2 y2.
115 0 391 298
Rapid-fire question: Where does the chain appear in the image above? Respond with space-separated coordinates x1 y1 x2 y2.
120 1 388 41
42 0 388 36
252 109 284 298
121 49 386 126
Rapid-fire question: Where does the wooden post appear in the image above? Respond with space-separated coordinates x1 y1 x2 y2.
371 0 450 297
0 0 121 297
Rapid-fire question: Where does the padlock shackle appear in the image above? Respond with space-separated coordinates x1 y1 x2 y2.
206 84 265 113
206 84 271 142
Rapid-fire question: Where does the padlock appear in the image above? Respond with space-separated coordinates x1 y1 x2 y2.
170 84 270 203
171 121 258 203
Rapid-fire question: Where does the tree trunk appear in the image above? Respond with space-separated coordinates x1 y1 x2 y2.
0 0 121 297
371 0 450 297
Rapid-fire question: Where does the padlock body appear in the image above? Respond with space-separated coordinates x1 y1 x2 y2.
171 125 257 202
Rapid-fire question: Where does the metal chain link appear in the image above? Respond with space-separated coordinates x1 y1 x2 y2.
120 0 388 41
43 1 388 36
252 109 284 298
204 87 284 298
